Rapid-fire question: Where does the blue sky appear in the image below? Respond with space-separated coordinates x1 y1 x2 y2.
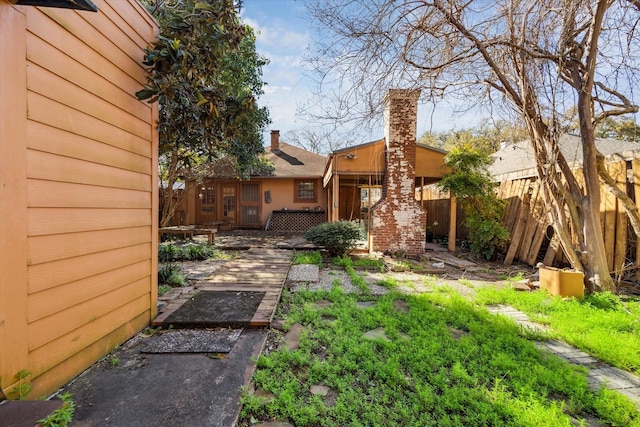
241 0 316 141
240 0 480 147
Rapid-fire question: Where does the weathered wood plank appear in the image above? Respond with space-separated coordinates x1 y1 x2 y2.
26 8 144 96
28 297 149 376
32 8 146 82
0 4 30 394
28 243 151 293
603 164 618 271
28 226 151 265
634 159 640 279
26 34 150 124
504 189 531 266
608 161 628 275
27 150 150 191
27 121 151 175
27 92 151 158
519 181 540 262
28 179 150 209
29 312 149 398
27 63 151 140
28 208 150 236
29 278 149 351
28 261 151 322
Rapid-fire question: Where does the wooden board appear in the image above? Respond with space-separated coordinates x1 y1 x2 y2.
504 189 531 266
28 243 151 293
28 121 151 175
634 159 640 279
609 161 628 275
28 226 151 265
28 261 151 322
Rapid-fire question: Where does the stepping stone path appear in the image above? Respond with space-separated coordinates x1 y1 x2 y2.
487 304 640 407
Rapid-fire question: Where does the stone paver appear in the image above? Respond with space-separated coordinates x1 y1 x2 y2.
488 304 640 407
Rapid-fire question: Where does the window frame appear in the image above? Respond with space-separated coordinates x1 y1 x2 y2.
293 179 318 204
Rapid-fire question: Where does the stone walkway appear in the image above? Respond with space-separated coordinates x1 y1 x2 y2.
487 304 640 406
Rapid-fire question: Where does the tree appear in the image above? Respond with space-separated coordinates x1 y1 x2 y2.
419 120 529 153
438 145 509 260
307 0 640 292
138 0 270 226
284 127 355 155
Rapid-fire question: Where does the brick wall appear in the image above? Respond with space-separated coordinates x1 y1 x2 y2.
370 89 426 254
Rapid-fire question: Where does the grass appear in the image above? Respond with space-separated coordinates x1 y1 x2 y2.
475 286 640 374
292 251 323 266
240 286 640 426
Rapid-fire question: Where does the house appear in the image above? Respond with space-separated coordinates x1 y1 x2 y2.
0 0 158 398
489 135 640 271
323 89 450 255
179 131 327 231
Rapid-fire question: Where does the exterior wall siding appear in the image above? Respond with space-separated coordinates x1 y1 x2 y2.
0 0 158 398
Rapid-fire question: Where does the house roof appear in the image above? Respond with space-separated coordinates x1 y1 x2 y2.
264 142 326 178
489 134 640 180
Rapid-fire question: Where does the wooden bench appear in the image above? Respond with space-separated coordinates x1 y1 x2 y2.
159 226 217 245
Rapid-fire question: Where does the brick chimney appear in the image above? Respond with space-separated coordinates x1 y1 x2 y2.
370 89 426 255
270 130 280 152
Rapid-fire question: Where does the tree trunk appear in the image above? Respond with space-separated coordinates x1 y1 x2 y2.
577 101 616 292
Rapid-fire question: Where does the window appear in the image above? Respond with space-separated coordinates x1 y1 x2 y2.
200 186 215 213
294 179 317 203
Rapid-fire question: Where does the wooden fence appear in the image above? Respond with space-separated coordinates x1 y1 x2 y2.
420 159 640 280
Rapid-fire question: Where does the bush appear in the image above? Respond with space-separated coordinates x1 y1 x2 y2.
304 221 362 257
158 264 186 287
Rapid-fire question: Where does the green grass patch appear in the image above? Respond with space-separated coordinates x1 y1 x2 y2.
240 288 640 426
292 250 323 266
475 287 640 374
351 256 385 272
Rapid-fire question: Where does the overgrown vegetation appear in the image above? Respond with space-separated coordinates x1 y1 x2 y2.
158 243 220 262
304 221 363 257
292 251 323 266
9 369 31 400
475 287 640 374
438 145 509 260
240 287 640 426
37 392 75 427
158 263 186 287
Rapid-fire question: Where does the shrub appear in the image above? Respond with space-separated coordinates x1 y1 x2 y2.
304 221 362 257
159 244 180 262
158 264 186 287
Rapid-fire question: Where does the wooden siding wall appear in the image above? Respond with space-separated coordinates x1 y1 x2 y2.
0 1 158 398
498 160 638 275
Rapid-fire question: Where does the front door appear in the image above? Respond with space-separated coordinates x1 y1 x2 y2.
220 184 237 225
240 183 260 227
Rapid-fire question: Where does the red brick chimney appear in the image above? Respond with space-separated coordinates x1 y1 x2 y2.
270 130 280 152
370 89 426 255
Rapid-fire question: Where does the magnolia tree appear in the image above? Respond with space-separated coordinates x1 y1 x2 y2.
307 0 640 292
138 0 270 226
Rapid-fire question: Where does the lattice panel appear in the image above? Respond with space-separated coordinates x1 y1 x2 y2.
267 211 326 232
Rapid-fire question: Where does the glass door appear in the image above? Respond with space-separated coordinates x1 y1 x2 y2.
220 185 237 224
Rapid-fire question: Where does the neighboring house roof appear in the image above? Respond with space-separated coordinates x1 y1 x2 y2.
489 134 640 180
264 141 327 178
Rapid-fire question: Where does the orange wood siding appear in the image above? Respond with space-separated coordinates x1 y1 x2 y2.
0 0 158 398
415 147 449 179
333 140 385 174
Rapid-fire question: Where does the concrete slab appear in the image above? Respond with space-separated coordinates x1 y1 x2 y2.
67 329 267 427
0 400 63 427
